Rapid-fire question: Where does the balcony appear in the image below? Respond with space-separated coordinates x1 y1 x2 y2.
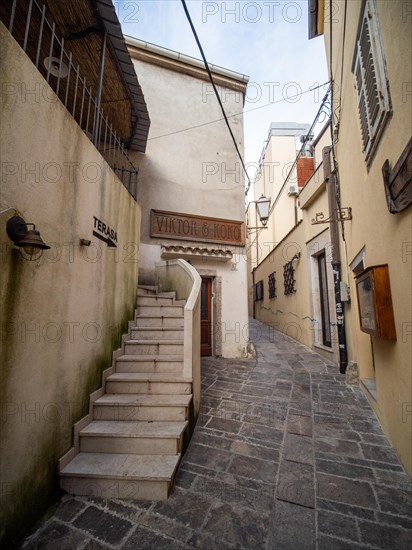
0 0 150 199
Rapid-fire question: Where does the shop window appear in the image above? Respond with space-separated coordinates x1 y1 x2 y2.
352 0 391 164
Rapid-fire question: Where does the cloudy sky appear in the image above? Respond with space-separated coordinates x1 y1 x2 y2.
117 0 329 175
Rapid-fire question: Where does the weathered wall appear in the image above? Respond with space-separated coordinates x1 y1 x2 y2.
0 24 141 544
127 42 249 358
323 0 412 474
253 222 313 346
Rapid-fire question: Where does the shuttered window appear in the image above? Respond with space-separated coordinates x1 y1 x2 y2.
352 0 391 163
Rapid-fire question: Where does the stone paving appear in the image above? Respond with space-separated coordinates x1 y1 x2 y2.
22 319 412 549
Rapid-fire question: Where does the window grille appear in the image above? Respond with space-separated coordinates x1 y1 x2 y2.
268 272 276 299
283 261 296 295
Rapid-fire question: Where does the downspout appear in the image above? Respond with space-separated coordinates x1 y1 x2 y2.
323 146 348 374
252 267 256 319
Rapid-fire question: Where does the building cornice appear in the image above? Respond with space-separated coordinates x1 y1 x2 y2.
126 36 249 93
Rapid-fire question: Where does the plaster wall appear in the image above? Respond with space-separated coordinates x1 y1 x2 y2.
0 24 141 543
253 222 312 347
128 47 249 357
323 0 412 474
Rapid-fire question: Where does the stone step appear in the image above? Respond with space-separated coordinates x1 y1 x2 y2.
105 372 192 395
138 295 175 306
135 316 184 329
137 305 184 317
131 327 184 341
116 355 183 373
60 452 180 500
115 355 184 373
137 285 157 296
79 420 187 454
93 393 192 422
124 340 184 356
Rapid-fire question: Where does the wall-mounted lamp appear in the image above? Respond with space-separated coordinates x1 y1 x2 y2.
6 215 50 261
246 194 271 233
80 238 91 246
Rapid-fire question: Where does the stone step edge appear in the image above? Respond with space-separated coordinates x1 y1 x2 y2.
60 453 181 481
107 374 192 382
94 394 193 405
125 340 184 345
79 420 188 438
116 355 184 362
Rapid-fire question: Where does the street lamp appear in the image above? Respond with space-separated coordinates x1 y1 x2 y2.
246 194 271 233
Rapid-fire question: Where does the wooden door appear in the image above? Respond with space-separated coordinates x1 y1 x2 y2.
201 277 212 356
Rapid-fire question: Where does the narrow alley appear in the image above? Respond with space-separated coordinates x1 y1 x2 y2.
22 319 412 550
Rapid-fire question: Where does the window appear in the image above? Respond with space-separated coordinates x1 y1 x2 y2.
268 272 276 299
352 0 391 163
254 280 264 301
283 261 296 295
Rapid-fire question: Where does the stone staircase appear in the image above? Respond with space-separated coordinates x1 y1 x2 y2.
59 286 192 500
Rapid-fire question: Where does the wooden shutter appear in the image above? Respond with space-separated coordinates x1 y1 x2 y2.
353 0 391 162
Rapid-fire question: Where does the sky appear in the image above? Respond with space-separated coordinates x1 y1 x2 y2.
116 0 329 180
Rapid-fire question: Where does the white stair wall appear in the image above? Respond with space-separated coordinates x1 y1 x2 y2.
60 286 192 500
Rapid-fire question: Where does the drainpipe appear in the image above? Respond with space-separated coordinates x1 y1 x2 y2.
252 267 256 319
323 146 348 374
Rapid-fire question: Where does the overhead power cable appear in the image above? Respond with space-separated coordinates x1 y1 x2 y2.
265 90 331 221
180 0 251 194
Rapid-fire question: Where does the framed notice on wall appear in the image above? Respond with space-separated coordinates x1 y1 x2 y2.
355 265 396 340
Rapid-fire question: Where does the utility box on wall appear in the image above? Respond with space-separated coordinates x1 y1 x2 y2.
355 265 397 340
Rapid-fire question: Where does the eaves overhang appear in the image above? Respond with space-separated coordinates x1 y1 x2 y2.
126 36 249 98
92 0 150 152
309 0 325 39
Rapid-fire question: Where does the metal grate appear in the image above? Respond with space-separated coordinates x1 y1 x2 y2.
268 272 276 299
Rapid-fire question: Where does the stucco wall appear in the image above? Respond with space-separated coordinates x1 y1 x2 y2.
323 0 412 474
253 222 313 346
0 24 141 544
127 47 249 358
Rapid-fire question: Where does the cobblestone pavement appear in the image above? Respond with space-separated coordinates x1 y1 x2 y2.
22 319 412 549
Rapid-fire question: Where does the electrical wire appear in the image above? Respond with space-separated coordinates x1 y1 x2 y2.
148 82 330 143
180 0 251 193
263 90 331 222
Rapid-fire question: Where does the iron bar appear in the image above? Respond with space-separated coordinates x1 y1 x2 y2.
93 31 107 146
23 0 34 52
79 76 86 130
9 0 17 33
64 52 72 107
72 65 79 116
55 38 65 96
46 22 55 83
85 86 92 135
35 4 46 68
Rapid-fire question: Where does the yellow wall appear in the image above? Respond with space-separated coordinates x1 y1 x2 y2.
0 24 141 543
253 221 313 346
323 0 412 474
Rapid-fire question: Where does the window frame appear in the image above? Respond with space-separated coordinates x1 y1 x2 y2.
351 0 391 165
254 280 264 302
